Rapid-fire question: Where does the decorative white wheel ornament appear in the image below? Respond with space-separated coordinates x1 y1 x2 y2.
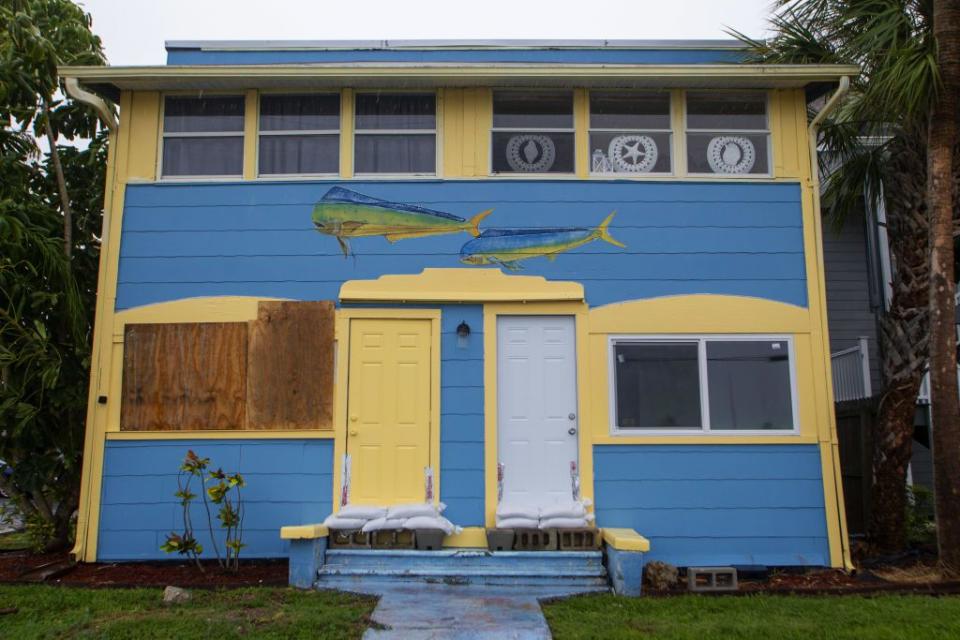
506 134 557 172
608 135 658 173
706 136 756 174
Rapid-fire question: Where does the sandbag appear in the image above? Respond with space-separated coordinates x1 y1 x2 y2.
403 515 456 535
539 515 594 529
387 502 445 519
540 501 589 520
322 515 369 530
496 503 540 520
496 517 540 529
361 517 408 533
337 505 388 520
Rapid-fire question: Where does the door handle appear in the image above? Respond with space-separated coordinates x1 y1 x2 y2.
349 430 359 436
568 427 577 436
568 413 576 420
350 415 358 422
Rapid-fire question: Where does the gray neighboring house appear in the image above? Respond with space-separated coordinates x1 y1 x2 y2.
822 195 939 535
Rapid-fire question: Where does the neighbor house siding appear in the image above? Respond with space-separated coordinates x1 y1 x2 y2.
98 439 333 560
593 444 831 566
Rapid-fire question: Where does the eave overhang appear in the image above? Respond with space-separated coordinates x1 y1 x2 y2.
59 63 860 103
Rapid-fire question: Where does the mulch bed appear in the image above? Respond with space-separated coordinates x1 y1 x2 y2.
0 550 287 588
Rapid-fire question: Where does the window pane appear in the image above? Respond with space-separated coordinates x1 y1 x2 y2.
686 92 767 130
614 343 702 429
590 132 671 174
686 132 769 175
162 137 243 176
491 131 575 173
493 91 573 129
259 134 339 175
355 94 435 130
590 92 670 129
164 96 244 133
354 134 436 173
260 94 340 131
707 340 793 430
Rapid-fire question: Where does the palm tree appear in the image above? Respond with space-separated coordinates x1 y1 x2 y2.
734 0 960 572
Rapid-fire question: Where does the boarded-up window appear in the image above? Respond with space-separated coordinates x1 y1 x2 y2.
121 323 248 431
119 301 335 431
247 301 335 429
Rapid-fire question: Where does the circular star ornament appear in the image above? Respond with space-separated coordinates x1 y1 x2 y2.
608 135 658 173
706 136 756 174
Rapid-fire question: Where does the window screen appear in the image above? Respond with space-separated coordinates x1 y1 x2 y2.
354 93 436 174
162 96 244 177
685 91 770 176
589 92 672 174
258 94 340 175
492 91 575 174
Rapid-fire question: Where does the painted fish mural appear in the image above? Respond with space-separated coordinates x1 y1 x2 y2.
459 212 625 270
312 187 492 255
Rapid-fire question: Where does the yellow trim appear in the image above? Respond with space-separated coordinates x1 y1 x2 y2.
127 92 160 181
671 89 686 176
574 88 589 178
340 268 584 303
483 301 593 528
243 90 258 179
602 528 651 552
441 88 491 178
331 308 442 513
339 89 354 178
280 524 329 540
112 295 284 328
107 430 335 440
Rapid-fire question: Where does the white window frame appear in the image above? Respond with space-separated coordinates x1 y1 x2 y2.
353 91 438 177
683 90 772 179
490 89 577 177
607 333 800 436
256 91 341 179
588 90 674 177
159 93 246 180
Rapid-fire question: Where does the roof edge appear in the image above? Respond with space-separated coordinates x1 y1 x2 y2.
164 38 749 51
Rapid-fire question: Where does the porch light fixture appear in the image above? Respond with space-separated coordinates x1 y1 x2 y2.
456 321 471 349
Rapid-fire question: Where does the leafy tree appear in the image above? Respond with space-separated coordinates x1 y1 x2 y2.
734 0 960 573
0 0 106 549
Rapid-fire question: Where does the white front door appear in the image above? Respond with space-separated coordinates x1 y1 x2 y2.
497 315 579 508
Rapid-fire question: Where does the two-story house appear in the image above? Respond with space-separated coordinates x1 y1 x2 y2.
61 39 858 572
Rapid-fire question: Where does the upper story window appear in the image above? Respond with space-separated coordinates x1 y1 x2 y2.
354 93 436 174
258 94 340 176
685 91 770 176
589 91 672 175
611 336 795 433
491 90 574 174
161 95 244 178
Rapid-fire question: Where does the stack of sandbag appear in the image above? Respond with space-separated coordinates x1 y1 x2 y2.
495 499 595 529
322 502 461 536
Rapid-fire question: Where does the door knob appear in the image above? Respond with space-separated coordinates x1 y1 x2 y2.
350 430 359 436
350 415 358 422
568 427 577 436
568 413 576 420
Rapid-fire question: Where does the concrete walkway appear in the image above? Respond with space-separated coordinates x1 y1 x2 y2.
326 582 606 639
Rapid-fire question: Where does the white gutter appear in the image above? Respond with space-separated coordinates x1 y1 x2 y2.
808 75 854 572
64 77 117 133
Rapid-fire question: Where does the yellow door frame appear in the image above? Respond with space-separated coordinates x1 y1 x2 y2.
482 301 593 527
331 308 442 511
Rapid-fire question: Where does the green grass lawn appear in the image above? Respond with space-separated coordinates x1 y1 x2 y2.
543 593 960 640
0 531 30 551
0 584 377 639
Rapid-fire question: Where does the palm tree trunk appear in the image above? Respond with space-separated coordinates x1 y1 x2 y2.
42 99 72 260
929 0 960 577
871 133 930 551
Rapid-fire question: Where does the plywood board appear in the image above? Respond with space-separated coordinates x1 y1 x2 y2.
247 301 335 430
121 323 248 431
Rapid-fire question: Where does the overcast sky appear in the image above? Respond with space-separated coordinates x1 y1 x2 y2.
79 0 773 65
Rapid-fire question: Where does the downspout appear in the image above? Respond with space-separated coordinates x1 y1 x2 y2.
808 76 854 572
63 77 118 561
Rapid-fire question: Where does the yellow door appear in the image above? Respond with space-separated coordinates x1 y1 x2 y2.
347 318 433 505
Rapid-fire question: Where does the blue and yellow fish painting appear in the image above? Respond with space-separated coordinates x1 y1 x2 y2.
312 187 492 256
459 212 625 270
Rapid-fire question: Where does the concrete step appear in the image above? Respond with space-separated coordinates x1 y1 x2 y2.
317 548 609 589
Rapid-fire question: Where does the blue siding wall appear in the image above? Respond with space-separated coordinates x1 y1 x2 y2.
593 444 831 567
117 180 806 310
166 48 743 66
98 439 333 560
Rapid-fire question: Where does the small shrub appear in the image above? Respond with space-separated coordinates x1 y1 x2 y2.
906 484 936 547
644 560 679 591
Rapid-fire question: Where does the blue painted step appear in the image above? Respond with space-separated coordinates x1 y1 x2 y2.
317 549 610 589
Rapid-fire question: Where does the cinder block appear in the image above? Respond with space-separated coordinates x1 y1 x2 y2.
687 566 738 592
513 528 557 551
557 528 601 551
